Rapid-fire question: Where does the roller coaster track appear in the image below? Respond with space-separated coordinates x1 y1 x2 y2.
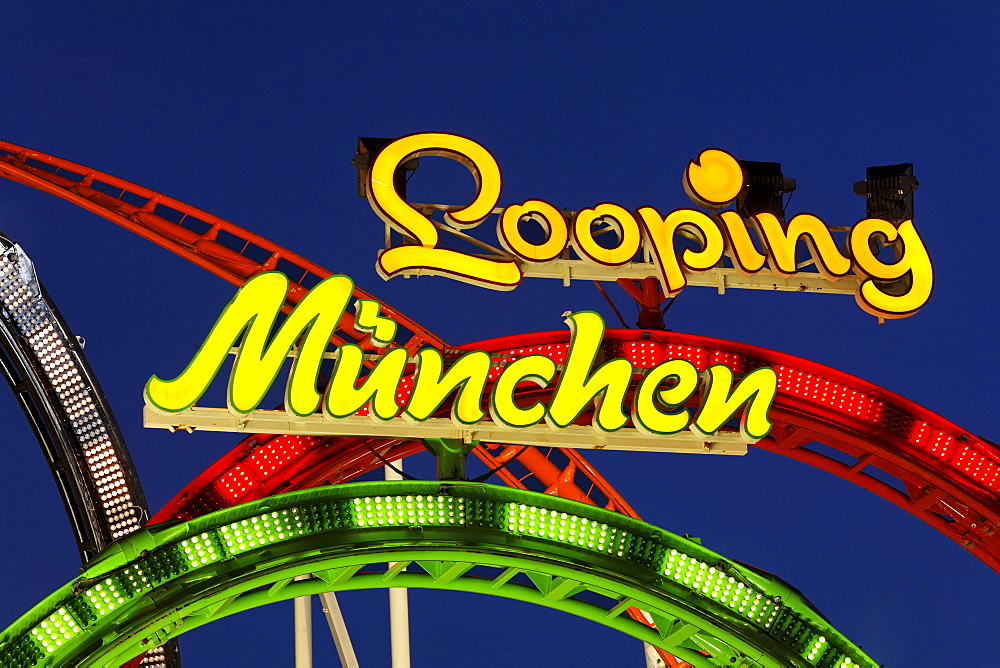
0 238 148 561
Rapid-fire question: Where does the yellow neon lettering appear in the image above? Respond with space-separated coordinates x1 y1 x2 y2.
376 245 522 289
547 312 631 433
369 132 520 288
636 207 725 295
353 299 398 348
632 359 699 436
751 212 851 279
368 138 932 318
403 349 491 425
718 210 767 275
323 346 409 420
849 219 934 318
489 355 558 429
572 203 642 266
147 271 779 440
498 199 568 262
145 272 352 417
682 149 744 209
692 365 777 441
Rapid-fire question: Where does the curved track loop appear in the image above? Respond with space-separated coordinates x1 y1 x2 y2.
154 328 1000 575
0 482 880 668
0 141 681 664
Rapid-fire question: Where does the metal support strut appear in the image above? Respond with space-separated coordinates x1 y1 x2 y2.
422 438 479 480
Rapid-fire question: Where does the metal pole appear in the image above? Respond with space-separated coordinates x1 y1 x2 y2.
644 642 665 667
318 591 360 668
294 575 313 668
385 464 411 668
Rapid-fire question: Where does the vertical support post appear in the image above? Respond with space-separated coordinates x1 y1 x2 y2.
294 575 313 668
385 464 411 668
421 438 478 480
616 278 667 330
644 642 666 667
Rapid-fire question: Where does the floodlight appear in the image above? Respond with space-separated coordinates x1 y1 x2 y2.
853 164 919 299
736 161 796 222
853 163 918 221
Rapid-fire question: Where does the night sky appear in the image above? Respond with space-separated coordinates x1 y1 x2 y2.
2 3 999 666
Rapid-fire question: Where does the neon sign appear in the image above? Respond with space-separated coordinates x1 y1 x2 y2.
145 272 778 441
368 133 934 319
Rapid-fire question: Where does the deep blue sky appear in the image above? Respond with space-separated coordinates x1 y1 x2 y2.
2 3 999 666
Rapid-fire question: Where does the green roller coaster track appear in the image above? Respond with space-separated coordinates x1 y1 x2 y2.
0 482 877 668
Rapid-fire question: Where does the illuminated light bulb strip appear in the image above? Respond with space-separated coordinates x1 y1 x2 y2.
0 482 878 668
707 350 745 373
663 551 780 629
610 339 884 428
216 464 257 503
354 494 463 527
773 366 887 424
908 421 1000 492
0 243 147 544
395 376 415 404
506 343 570 365
245 435 311 474
910 421 957 459
951 444 1000 492
614 340 708 370
207 435 318 505
599 335 998 495
506 503 661 564
28 608 79 656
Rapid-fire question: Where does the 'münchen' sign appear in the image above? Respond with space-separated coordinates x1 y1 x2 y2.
145 273 777 444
